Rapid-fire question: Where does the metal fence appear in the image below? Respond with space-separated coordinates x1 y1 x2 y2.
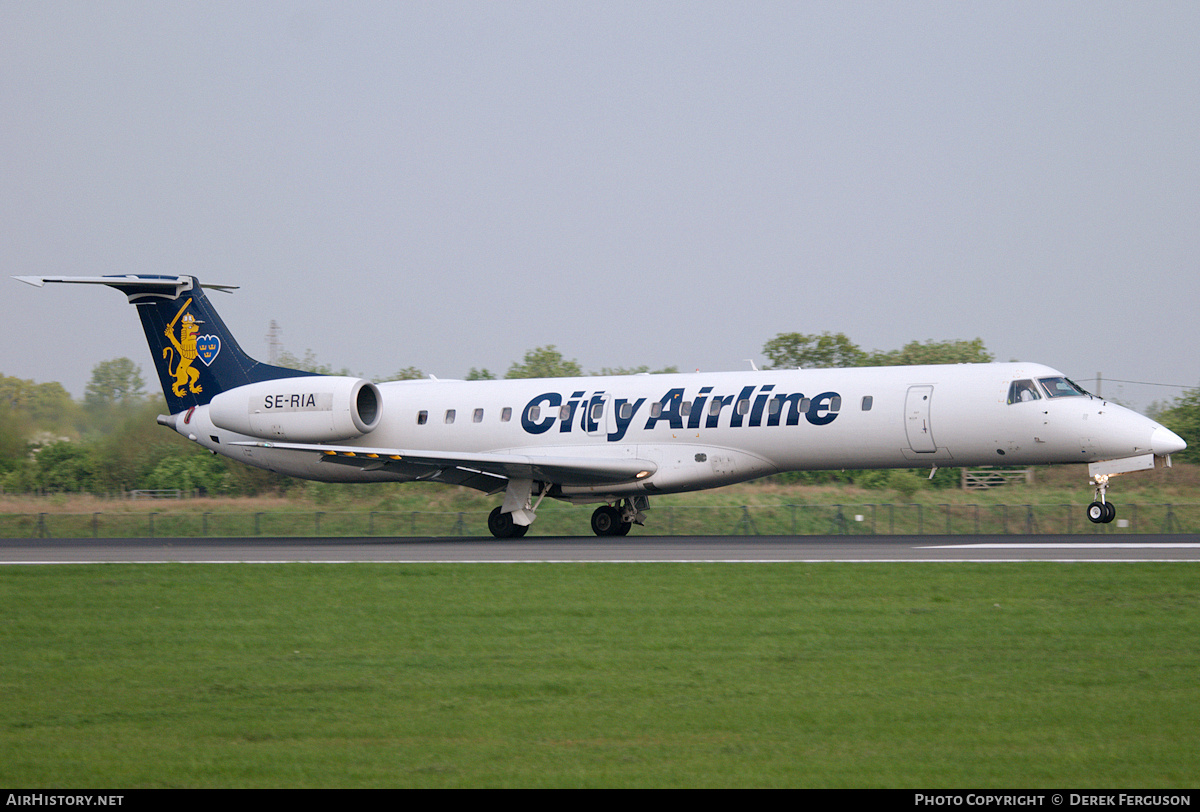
3 502 1198 538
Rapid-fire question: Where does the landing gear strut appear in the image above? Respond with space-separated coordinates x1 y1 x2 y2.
1086 474 1117 524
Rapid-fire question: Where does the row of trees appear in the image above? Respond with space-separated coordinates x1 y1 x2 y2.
278 334 992 384
2 332 1196 496
384 334 992 382
277 345 679 382
1155 388 1200 465
0 371 282 496
762 333 994 369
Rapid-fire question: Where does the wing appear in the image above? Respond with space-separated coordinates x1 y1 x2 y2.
231 440 656 493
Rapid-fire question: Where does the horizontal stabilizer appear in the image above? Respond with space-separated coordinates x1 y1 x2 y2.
13 275 238 294
14 273 307 413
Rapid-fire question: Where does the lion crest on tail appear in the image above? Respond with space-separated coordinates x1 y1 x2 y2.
163 299 203 397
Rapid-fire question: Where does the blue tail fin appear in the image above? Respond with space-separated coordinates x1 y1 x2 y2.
15 274 313 413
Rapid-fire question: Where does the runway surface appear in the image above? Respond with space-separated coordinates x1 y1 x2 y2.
3 534 1200 563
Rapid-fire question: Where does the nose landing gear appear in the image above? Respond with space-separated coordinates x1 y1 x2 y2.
1082 452 1178 526
1086 474 1116 524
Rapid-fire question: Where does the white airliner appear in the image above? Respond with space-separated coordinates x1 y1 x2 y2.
15 275 1187 537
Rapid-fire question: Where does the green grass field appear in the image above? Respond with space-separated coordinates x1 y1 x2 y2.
2 562 1198 787
4 463 1200 537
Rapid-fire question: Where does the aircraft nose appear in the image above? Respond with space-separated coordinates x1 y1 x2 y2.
1151 425 1187 456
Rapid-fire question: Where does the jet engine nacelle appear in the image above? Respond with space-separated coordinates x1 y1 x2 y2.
209 376 382 443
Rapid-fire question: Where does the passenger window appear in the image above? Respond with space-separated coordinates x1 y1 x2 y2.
619 402 633 420
861 396 873 411
526 405 540 422
473 408 484 423
559 405 571 420
501 407 512 422
681 401 692 416
650 402 663 418
591 402 604 421
737 399 750 415
445 409 456 424
417 410 428 425
1007 380 1041 404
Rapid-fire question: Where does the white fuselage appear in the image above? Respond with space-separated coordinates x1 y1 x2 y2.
171 361 1181 503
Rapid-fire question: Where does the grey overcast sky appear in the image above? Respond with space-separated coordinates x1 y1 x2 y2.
3 1 1198 412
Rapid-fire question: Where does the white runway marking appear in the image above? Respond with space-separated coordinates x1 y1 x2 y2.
5 555 1199 565
0 557 890 565
920 542 1200 549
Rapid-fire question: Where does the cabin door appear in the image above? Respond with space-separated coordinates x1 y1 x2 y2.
904 385 937 453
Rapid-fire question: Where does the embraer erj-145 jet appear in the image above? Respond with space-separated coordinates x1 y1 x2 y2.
15 275 1187 537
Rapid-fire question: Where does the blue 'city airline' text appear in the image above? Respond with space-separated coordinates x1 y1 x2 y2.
520 384 842 442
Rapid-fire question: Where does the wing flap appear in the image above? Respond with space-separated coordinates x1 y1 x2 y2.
231 441 656 487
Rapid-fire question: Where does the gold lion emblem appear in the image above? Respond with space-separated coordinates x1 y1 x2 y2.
163 299 203 397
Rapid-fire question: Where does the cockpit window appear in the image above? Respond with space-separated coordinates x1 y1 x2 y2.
1038 377 1089 398
1007 379 1041 404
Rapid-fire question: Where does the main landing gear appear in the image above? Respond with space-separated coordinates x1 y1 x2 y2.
590 505 632 536
487 497 647 538
591 497 648 537
1086 473 1117 524
488 506 528 538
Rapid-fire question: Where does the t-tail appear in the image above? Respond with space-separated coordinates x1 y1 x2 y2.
14 274 314 413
